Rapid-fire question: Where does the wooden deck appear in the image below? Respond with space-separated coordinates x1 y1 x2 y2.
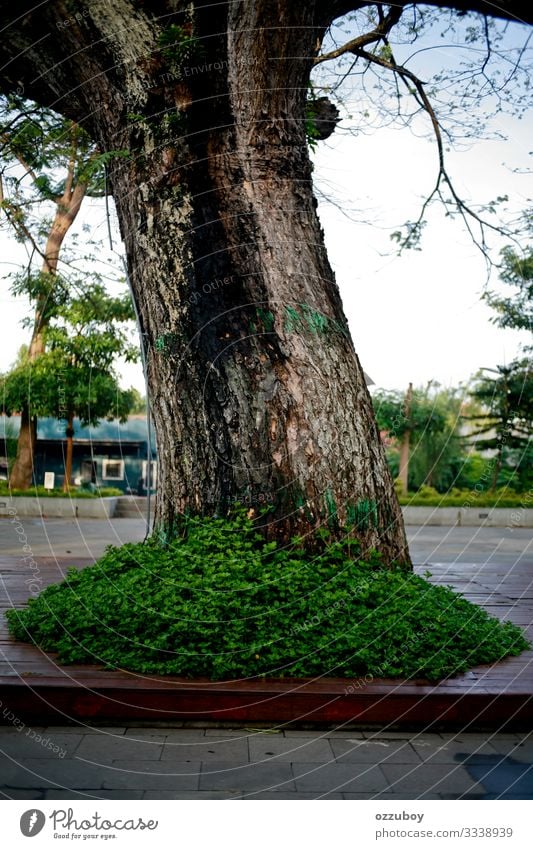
1 553 532 728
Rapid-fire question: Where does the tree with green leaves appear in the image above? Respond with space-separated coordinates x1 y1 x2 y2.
2 282 138 490
0 2 530 564
0 94 125 488
483 241 533 340
372 384 450 493
465 362 533 491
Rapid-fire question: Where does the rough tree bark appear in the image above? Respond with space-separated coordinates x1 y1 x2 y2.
0 1 528 561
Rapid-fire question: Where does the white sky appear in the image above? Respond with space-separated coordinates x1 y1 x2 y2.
314 112 531 391
1 15 531 395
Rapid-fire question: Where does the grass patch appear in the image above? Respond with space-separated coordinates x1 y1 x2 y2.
7 513 529 682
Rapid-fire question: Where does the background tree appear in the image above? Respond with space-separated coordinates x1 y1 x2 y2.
0 2 530 564
372 383 449 493
483 217 533 341
2 282 138 490
0 95 125 488
464 362 533 491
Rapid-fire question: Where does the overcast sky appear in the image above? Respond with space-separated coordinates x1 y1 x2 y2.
1 15 531 395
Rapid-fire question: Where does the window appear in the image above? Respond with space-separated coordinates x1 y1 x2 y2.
102 459 125 480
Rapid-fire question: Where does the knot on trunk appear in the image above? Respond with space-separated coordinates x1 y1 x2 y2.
307 97 340 141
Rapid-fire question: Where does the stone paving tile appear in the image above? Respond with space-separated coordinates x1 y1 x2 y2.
487 737 533 763
144 790 244 800
75 734 163 763
0 757 105 790
249 735 333 764
0 788 45 799
381 763 485 796
362 731 446 741
324 730 366 739
242 791 345 800
44 790 144 800
330 739 421 764
161 738 249 762
284 729 364 739
44 726 127 735
102 761 202 791
411 738 499 764
125 728 207 741
204 729 257 737
292 763 389 794
0 732 83 759
343 792 442 800
481 794 533 800
199 761 295 792
460 756 533 797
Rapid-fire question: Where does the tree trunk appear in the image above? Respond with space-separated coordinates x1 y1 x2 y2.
8 407 37 490
0 0 411 565
398 384 413 494
9 180 87 490
63 414 74 493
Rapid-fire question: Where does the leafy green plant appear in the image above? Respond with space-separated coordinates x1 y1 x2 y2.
157 24 205 66
7 512 528 681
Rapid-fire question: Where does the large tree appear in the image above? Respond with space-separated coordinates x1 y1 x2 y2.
0 1 530 563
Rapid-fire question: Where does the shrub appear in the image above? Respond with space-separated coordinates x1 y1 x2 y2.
7 513 529 682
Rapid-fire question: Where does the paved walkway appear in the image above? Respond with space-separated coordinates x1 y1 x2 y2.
1 726 532 799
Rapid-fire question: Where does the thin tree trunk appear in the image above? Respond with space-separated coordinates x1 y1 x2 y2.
63 414 75 493
398 383 413 494
490 451 502 492
8 407 37 490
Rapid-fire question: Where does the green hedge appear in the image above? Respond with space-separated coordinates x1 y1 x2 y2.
399 486 530 508
0 484 122 498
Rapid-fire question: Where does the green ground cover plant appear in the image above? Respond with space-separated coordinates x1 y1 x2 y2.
7 513 529 682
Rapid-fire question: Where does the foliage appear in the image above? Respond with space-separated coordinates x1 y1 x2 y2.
7 512 528 682
1 281 138 429
483 241 533 338
373 384 463 492
464 361 532 471
373 385 448 440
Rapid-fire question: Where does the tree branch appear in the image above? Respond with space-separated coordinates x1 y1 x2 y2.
350 45 515 258
314 5 403 65
315 1 533 28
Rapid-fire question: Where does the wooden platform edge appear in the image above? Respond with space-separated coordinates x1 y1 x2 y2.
1 679 531 729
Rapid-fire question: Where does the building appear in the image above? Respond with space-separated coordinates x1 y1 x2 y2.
0 415 157 494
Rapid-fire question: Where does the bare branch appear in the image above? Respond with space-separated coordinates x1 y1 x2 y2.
314 5 403 66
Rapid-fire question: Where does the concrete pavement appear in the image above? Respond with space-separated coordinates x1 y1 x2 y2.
0 516 531 566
